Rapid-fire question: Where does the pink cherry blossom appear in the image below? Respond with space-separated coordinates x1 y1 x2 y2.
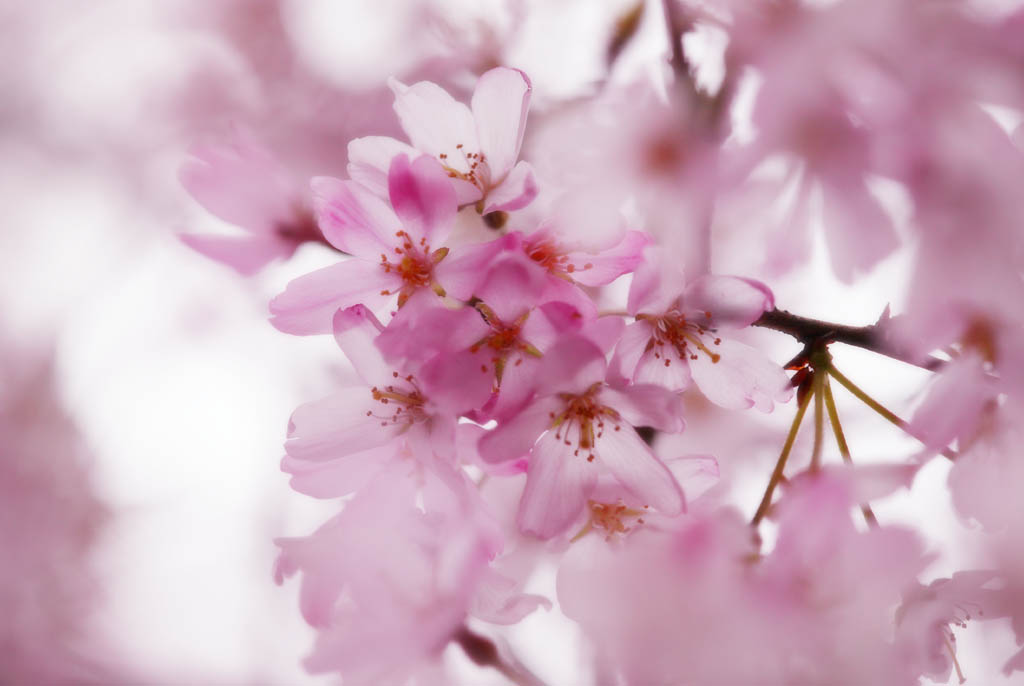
612 255 792 411
281 304 493 498
269 154 472 334
479 333 686 538
179 127 322 275
274 465 543 683
349 67 537 215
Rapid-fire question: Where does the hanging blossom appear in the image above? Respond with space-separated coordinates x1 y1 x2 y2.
270 154 478 334
478 332 688 538
348 66 538 219
376 253 589 421
179 126 322 275
274 465 547 684
282 304 493 498
611 254 792 411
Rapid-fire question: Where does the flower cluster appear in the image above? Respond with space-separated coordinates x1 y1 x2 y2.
177 1 1024 682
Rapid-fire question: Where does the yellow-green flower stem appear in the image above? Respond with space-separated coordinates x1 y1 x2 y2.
822 374 879 528
827 366 958 461
751 383 815 527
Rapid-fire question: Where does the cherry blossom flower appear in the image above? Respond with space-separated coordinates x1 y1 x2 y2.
611 255 792 411
281 304 492 498
274 466 544 683
376 254 587 420
270 154 469 334
179 127 322 275
478 333 686 538
348 66 537 216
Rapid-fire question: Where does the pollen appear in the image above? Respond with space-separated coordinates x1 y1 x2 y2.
639 309 722 366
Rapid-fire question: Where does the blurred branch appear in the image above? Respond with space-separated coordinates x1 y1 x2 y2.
454 627 547 686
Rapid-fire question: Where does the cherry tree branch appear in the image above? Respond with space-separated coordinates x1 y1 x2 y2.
753 308 944 371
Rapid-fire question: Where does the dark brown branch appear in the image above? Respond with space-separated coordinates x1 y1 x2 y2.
753 308 944 371
454 627 546 686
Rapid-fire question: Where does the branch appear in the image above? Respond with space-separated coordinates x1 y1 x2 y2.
753 308 943 371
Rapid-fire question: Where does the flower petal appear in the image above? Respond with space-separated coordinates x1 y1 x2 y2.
600 385 685 433
537 335 608 395
332 304 394 387
689 338 793 412
479 395 563 464
517 429 596 538
594 425 684 515
684 275 774 329
269 260 398 335
472 67 531 180
387 154 457 245
568 230 651 288
347 136 419 198
482 160 538 214
389 76 478 171
311 176 401 256
179 233 293 276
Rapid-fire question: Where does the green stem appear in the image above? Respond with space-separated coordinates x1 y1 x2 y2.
827 366 957 461
822 375 879 528
751 383 815 526
810 369 825 472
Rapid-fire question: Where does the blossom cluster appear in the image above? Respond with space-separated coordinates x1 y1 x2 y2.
178 1 1024 683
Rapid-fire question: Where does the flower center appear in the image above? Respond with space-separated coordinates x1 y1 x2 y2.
379 230 448 307
549 384 622 461
439 143 491 191
639 309 721 366
470 305 541 385
524 236 592 281
571 500 650 542
366 371 428 428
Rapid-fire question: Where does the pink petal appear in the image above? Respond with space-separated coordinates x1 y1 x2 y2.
481 160 538 214
269 259 398 335
286 392 397 463
908 353 994 452
517 429 596 538
387 154 457 245
609 321 655 385
594 424 684 516
479 395 562 464
569 230 651 288
332 305 394 387
419 349 494 415
472 67 531 181
633 339 694 393
470 568 551 624
180 129 293 233
537 335 608 395
600 385 686 433
689 338 793 412
627 251 686 315
435 237 509 301
684 275 775 329
282 450 384 499
389 76 478 171
475 256 546 323
665 455 720 502
347 136 419 198
311 176 401 257
820 178 900 283
179 233 293 276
